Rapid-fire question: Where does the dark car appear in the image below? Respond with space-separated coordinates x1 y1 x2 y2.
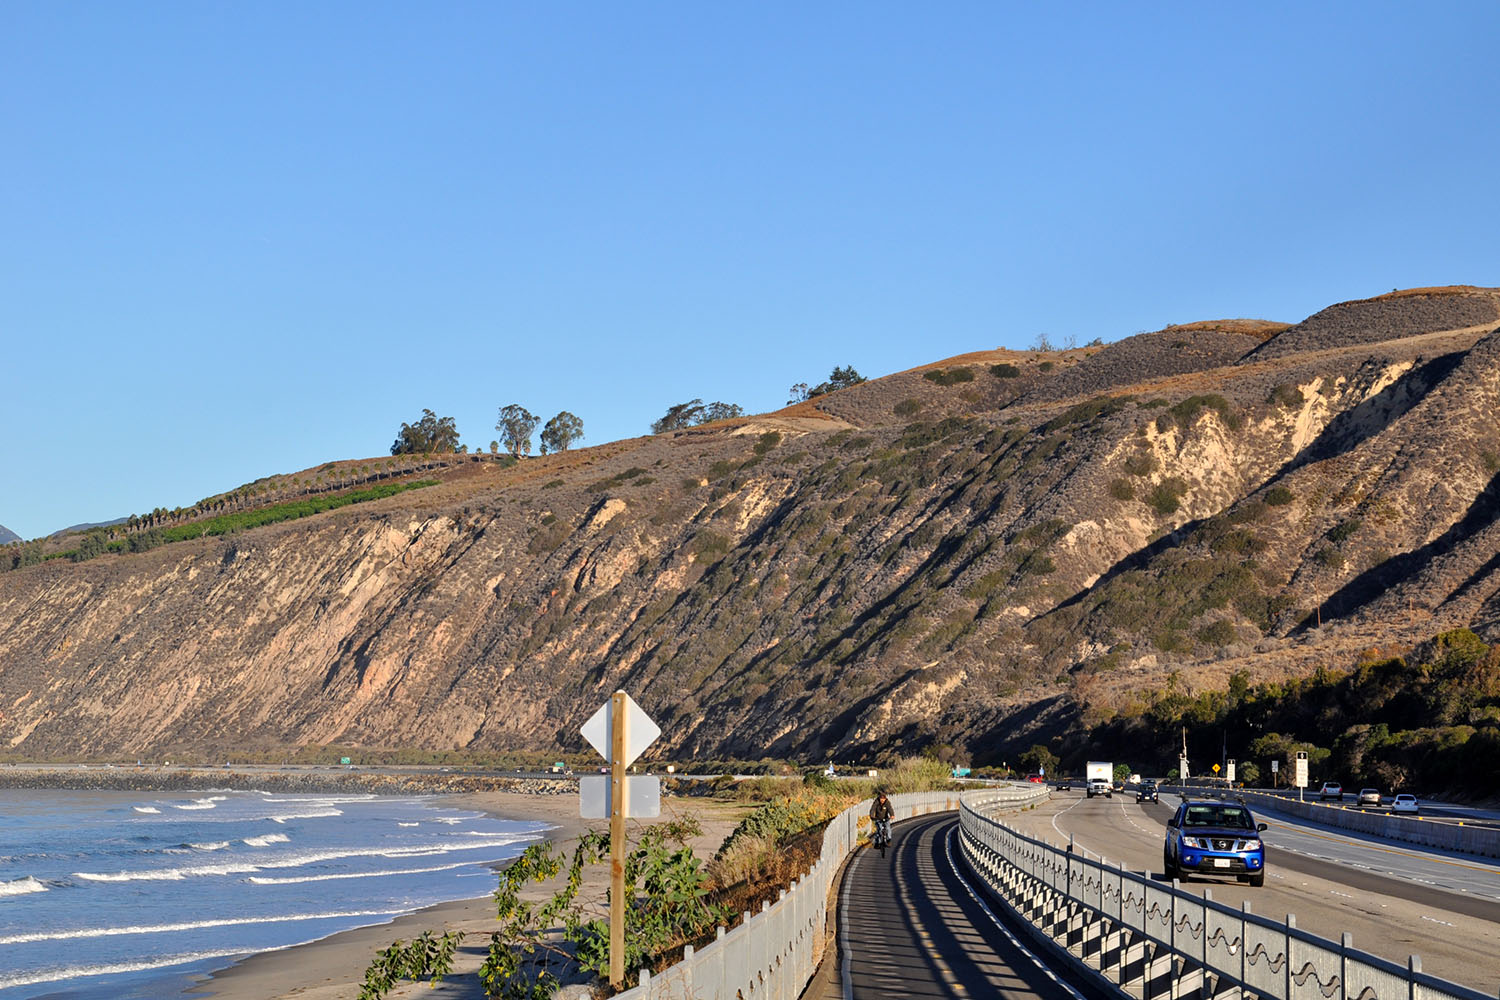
1056 779 1071 791
1163 800 1267 887
1137 781 1159 803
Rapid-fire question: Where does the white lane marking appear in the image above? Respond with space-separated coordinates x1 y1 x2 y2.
944 825 1087 1000
1052 792 1162 862
841 848 859 1000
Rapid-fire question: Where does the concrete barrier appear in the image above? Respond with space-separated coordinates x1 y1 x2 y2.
1233 791 1500 860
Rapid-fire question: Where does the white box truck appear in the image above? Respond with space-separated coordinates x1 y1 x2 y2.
1086 760 1113 798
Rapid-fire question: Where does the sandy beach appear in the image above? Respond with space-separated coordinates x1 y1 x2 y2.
184 789 750 1000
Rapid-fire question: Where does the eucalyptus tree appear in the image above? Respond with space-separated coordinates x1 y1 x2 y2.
540 411 584 454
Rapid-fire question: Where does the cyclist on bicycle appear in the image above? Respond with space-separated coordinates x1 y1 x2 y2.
870 790 894 846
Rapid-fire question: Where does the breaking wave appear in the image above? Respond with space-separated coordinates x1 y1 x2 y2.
0 908 400 945
0 875 48 897
72 833 531 882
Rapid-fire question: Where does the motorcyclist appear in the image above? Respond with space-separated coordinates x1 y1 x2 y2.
869 790 894 846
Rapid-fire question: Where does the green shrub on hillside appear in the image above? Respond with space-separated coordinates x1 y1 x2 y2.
1108 478 1135 501
1146 477 1189 515
922 366 975 386
1043 396 1131 433
990 363 1021 378
1123 451 1157 477
691 530 732 561
1157 394 1242 432
1197 619 1237 647
1266 485 1294 506
893 398 922 417
1270 384 1306 409
70 530 110 563
1329 518 1363 544
754 431 781 455
1314 546 1345 568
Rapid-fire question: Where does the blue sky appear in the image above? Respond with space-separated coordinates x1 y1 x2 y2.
3 3 1497 540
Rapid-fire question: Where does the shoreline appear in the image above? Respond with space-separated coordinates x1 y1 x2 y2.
181 789 595 1000
173 785 746 1000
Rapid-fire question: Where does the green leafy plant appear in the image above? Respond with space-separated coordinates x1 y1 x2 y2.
359 931 463 1000
361 819 727 1000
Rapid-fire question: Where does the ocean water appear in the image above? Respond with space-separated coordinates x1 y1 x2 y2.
0 787 547 999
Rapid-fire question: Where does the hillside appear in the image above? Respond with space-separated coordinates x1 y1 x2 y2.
0 524 18 545
2 285 1499 764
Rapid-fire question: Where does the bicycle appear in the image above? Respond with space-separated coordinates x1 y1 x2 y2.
871 818 892 856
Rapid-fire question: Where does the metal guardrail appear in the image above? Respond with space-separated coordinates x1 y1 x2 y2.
617 783 1048 999
957 792 1495 1000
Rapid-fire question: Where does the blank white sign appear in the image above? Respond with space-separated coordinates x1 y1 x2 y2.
579 775 661 819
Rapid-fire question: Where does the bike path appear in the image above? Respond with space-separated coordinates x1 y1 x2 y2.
807 811 1093 1000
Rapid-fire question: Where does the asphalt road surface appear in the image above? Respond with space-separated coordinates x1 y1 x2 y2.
811 812 1101 1000
1005 790 1500 994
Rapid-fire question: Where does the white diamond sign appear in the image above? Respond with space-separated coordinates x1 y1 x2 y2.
580 691 660 767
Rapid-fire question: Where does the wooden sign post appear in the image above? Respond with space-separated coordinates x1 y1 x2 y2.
609 690 627 988
578 690 661 989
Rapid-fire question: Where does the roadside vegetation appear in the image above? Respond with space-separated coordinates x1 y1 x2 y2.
1064 628 1500 797
360 756 960 998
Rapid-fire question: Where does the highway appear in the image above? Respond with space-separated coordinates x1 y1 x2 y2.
1252 787 1500 831
1001 789 1500 993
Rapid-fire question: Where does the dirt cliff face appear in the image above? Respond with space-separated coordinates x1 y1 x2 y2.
3 286 1500 762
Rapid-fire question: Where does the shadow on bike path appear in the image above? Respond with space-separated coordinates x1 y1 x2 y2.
807 811 1094 1000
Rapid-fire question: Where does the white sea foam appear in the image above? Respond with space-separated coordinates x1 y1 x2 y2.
188 841 231 852
0 908 400 945
73 833 531 882
0 875 48 897
258 793 377 804
269 808 343 823
243 833 291 848
398 821 419 827
248 861 470 885
0 949 253 990
133 806 161 814
173 797 224 811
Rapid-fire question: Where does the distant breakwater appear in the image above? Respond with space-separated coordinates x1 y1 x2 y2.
0 766 572 797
